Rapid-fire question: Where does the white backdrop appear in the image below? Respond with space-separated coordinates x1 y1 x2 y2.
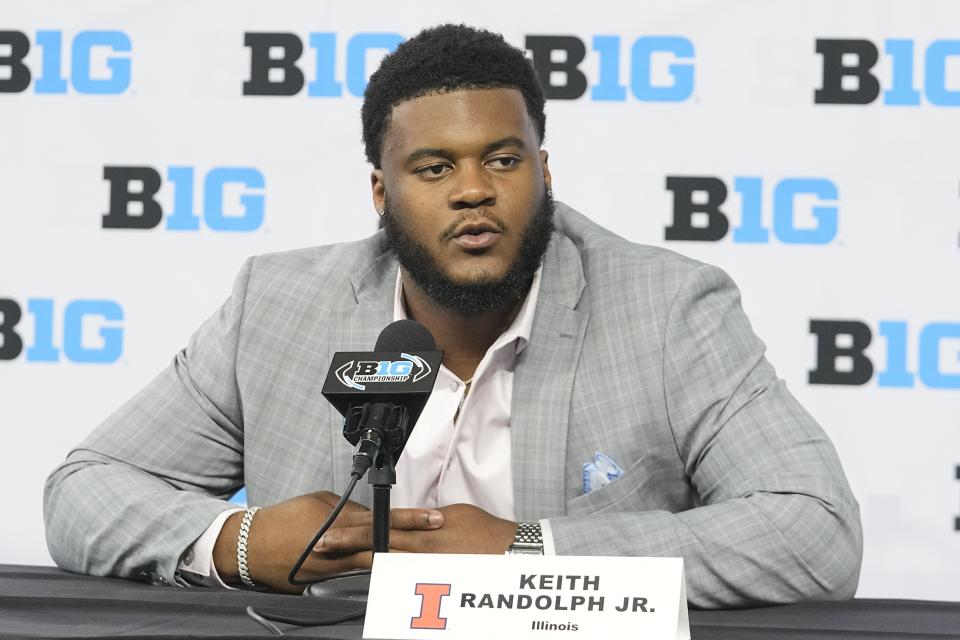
1 0 958 601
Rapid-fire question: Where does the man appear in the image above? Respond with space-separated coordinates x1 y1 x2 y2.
44 24 862 608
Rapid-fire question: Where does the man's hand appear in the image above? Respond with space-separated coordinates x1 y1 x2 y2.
213 491 442 594
318 503 517 556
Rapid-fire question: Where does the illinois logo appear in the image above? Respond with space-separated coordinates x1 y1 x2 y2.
411 583 451 630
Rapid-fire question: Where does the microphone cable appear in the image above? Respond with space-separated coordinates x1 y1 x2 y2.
246 444 382 634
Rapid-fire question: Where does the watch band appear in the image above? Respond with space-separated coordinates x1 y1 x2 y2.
506 521 544 555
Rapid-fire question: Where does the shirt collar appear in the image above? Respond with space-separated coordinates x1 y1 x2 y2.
392 267 543 356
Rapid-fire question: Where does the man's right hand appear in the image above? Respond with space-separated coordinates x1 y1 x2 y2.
212 491 443 594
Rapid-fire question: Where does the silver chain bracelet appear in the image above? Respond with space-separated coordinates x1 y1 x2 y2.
237 506 261 589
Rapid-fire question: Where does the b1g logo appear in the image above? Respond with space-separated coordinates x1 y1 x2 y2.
809 320 960 389
336 354 433 391
243 32 403 96
665 176 838 244
525 35 694 101
0 298 123 363
242 32 695 102
102 166 265 232
0 30 131 94
815 39 960 106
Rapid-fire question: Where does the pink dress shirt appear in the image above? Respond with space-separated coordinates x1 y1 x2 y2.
392 267 541 522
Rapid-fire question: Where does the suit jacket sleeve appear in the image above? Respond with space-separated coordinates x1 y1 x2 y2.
43 259 254 585
547 264 863 608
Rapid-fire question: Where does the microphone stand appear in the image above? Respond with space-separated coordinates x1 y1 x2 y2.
302 404 406 600
369 453 397 554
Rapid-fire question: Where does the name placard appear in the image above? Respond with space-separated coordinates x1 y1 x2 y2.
363 554 689 640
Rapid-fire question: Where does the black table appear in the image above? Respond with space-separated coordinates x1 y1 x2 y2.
1 565 958 639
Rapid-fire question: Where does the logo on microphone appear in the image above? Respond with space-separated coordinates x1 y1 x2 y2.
336 353 433 390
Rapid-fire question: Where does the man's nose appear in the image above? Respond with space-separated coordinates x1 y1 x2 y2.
448 162 496 210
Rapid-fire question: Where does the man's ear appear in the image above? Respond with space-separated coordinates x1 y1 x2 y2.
540 150 552 192
371 169 385 216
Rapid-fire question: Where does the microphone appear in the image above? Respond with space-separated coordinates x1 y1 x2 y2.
375 318 437 351
286 321 441 586
321 319 441 477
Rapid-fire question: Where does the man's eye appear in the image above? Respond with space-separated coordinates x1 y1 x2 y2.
488 156 520 169
416 164 450 178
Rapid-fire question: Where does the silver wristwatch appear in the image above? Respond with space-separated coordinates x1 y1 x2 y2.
505 521 544 555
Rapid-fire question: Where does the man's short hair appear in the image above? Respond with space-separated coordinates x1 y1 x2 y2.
361 24 547 169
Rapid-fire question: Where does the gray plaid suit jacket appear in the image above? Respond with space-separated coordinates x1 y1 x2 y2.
44 203 862 607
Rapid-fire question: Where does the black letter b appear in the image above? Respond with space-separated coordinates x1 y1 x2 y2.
243 33 305 96
0 299 24 360
664 176 729 241
815 39 880 104
0 31 31 93
102 166 163 229
524 36 588 100
809 320 874 385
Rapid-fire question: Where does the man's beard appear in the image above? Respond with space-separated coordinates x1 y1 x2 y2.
381 189 555 316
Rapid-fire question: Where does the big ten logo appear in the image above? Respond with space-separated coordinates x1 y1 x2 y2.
0 298 123 364
524 35 694 101
243 32 403 96
355 360 413 378
101 166 265 232
241 32 695 102
809 320 960 389
815 39 960 106
0 30 130 94
664 176 838 244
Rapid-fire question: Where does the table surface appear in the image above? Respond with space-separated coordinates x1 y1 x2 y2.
1 565 958 639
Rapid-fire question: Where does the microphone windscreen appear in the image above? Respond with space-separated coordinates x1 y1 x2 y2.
374 319 437 352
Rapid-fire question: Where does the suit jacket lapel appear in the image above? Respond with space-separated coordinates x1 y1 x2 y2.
512 232 588 520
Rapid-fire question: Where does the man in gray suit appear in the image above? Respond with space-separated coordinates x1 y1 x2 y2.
44 25 862 607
